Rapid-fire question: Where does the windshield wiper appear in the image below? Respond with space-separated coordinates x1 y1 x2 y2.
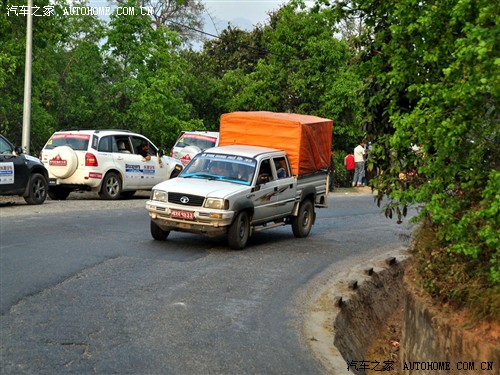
182 173 211 179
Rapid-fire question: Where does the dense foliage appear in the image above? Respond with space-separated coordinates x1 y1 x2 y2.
0 0 205 152
326 0 499 319
1 0 497 318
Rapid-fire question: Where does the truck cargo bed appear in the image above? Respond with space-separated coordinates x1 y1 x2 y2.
219 111 333 176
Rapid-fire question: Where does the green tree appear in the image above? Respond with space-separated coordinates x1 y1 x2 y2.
327 0 499 318
235 0 364 149
104 3 202 147
202 26 267 77
0 0 72 152
180 48 224 129
117 0 206 44
53 1 108 132
182 25 269 128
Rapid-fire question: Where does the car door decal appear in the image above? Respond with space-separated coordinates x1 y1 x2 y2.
125 163 142 179
0 162 14 184
143 164 156 177
256 186 289 202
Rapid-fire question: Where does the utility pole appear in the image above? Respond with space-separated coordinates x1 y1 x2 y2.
22 0 33 154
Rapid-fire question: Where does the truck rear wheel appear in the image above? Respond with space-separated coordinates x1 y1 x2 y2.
292 200 314 238
151 220 170 241
228 211 250 250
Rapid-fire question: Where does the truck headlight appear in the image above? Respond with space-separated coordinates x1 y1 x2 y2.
151 190 167 202
204 198 227 209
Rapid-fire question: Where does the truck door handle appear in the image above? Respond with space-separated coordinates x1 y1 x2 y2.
274 187 278 191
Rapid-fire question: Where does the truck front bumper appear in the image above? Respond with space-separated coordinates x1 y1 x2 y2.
146 201 235 237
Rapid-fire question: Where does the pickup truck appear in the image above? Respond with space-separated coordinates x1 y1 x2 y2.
146 144 329 249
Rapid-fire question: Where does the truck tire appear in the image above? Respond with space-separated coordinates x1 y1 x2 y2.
228 211 250 250
98 172 122 200
24 173 48 205
292 199 314 238
151 220 170 241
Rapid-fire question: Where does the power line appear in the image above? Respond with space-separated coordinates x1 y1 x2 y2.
166 19 301 61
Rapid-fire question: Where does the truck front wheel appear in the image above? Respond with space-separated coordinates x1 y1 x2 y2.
151 220 170 241
228 211 250 250
292 200 314 238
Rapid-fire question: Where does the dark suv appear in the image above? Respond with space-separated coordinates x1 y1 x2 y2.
0 135 48 204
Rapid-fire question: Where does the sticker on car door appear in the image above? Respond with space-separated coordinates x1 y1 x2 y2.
125 163 156 181
0 162 14 184
143 165 156 178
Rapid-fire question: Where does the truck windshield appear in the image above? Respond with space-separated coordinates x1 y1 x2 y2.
180 153 256 185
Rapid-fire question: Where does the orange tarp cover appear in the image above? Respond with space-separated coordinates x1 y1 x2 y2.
219 111 333 175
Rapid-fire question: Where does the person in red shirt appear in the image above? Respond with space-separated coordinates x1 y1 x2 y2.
344 150 355 186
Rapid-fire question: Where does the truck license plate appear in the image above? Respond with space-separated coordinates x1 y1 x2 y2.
171 210 194 220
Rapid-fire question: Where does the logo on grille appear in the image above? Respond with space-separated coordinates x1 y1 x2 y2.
180 196 190 204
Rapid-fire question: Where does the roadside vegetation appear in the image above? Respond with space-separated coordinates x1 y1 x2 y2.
1 0 498 320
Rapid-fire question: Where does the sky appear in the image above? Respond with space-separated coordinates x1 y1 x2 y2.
86 0 315 42
202 0 287 34
200 0 316 44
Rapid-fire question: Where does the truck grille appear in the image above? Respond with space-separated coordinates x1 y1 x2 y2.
168 192 205 207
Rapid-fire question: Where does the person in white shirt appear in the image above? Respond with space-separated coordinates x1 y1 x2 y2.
352 141 366 186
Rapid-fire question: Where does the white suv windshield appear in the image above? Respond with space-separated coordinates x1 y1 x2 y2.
44 134 90 151
180 153 256 185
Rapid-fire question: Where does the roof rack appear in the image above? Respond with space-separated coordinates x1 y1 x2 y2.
56 129 134 133
94 129 134 133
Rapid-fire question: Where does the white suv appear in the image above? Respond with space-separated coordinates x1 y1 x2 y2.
40 130 183 200
170 131 219 165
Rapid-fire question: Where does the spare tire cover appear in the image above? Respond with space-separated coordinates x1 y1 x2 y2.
179 145 201 165
47 146 78 178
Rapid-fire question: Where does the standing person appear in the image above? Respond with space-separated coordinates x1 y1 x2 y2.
352 141 366 187
344 150 355 186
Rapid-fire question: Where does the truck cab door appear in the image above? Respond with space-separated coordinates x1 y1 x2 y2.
252 158 280 223
271 156 295 216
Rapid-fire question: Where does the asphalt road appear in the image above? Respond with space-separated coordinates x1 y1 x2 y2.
0 190 415 374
